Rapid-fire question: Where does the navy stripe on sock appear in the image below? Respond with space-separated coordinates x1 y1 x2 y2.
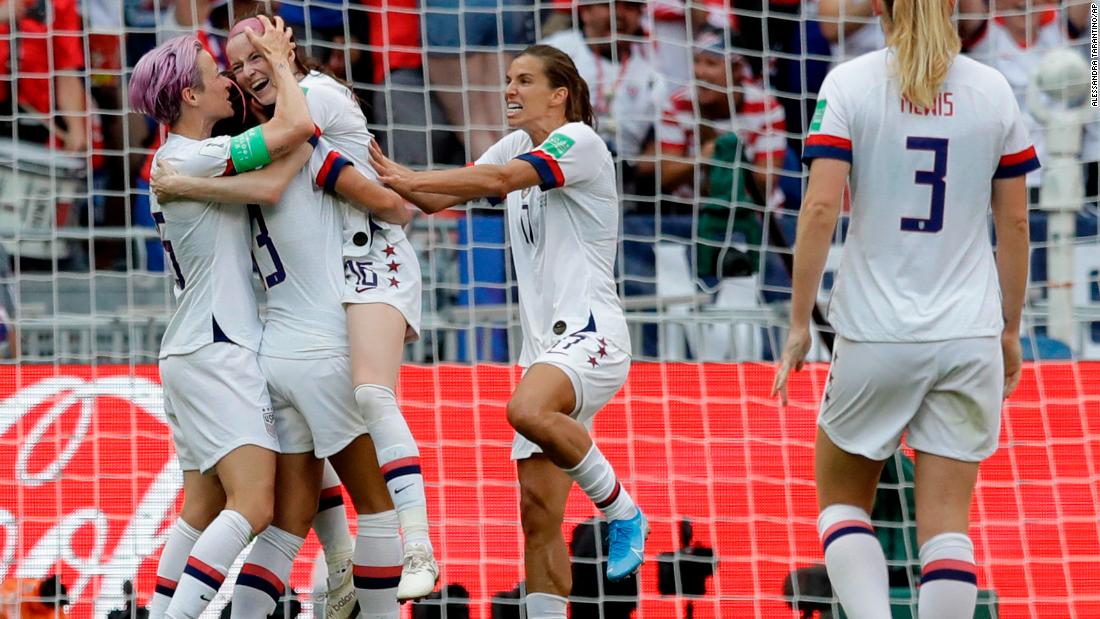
382 464 422 483
922 568 978 586
183 563 224 591
154 583 175 597
354 574 401 590
318 493 344 512
822 526 876 551
237 572 281 603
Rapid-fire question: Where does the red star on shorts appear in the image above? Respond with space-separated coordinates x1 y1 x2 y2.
598 338 607 346
388 277 400 288
588 356 599 367
597 345 607 358
383 245 397 257
387 260 400 272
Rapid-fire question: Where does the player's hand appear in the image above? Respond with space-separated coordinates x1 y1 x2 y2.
1001 331 1022 399
150 158 185 203
771 325 812 406
369 139 411 177
245 15 295 63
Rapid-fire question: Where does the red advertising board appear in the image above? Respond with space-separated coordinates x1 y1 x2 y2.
1 363 1098 617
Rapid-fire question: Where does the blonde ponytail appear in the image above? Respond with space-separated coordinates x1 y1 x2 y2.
883 0 961 109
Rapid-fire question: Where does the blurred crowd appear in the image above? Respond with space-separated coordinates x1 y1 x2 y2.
2 0 1096 282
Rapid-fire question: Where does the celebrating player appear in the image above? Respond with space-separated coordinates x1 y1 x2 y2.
770 0 1036 617
370 44 648 619
150 10 436 611
128 19 317 619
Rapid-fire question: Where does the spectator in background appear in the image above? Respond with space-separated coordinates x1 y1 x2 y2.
958 0 1092 191
364 0 463 167
542 0 666 198
643 30 786 210
649 0 733 93
817 0 885 64
423 0 536 159
0 0 87 152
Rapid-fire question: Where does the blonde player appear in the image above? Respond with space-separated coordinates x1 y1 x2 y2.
371 44 648 619
770 0 1036 617
128 19 318 619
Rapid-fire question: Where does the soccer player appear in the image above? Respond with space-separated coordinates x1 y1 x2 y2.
370 44 649 619
770 0 1036 617
228 12 438 602
128 18 317 619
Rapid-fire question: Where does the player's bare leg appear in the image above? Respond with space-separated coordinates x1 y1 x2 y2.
517 456 574 618
230 453 322 618
814 430 890 619
913 452 981 619
347 302 437 600
507 364 647 583
166 445 276 618
329 435 404 617
149 472 225 617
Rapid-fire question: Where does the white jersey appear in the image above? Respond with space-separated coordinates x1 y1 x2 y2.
542 30 667 158
250 139 352 359
151 133 264 357
803 49 1040 342
300 71 406 257
475 123 631 366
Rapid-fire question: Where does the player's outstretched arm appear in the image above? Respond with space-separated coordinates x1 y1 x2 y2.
151 143 314 206
330 166 412 226
369 140 467 214
378 160 540 208
991 174 1029 397
232 16 314 171
771 158 848 404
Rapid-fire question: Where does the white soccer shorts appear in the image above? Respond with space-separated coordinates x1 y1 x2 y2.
260 353 369 459
819 335 1004 462
341 237 422 343
160 342 279 473
511 331 631 460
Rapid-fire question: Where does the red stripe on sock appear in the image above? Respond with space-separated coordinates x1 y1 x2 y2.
156 576 176 590
320 485 342 500
186 557 225 584
821 519 874 541
380 456 420 475
923 559 976 576
596 482 622 509
353 564 403 578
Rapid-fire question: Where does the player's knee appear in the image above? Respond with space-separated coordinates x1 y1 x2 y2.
179 494 225 530
506 398 551 442
354 383 398 422
225 484 275 533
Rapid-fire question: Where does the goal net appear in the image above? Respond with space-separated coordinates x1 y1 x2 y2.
0 0 1098 617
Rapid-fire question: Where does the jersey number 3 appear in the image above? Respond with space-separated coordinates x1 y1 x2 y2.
248 205 286 289
902 137 948 234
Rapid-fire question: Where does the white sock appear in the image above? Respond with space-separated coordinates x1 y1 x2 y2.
230 526 303 618
565 445 638 521
353 511 402 619
355 384 431 548
165 510 253 619
818 504 890 619
526 592 567 619
918 533 977 619
149 518 202 618
313 460 354 570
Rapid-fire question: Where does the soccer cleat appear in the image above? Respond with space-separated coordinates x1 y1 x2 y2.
315 558 359 619
396 542 439 601
606 511 649 582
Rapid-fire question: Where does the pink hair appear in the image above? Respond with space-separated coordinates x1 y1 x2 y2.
228 17 264 41
129 35 204 126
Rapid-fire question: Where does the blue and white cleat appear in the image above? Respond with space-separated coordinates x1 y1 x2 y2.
606 511 649 582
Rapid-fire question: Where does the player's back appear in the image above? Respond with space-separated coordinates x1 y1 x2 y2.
806 49 1038 342
151 134 262 357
